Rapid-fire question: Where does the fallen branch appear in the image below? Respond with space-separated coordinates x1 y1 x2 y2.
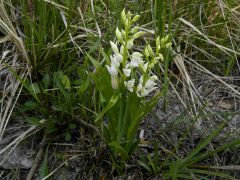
26 133 48 180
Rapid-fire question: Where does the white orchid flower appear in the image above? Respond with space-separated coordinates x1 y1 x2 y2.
129 52 144 68
124 79 135 92
132 52 143 59
123 68 131 77
106 65 118 77
145 79 157 89
114 53 123 63
110 55 120 68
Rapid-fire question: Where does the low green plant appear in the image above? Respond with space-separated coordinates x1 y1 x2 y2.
90 9 171 173
138 113 240 179
19 65 93 140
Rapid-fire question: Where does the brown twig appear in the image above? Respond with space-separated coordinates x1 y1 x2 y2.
26 133 47 180
75 116 99 134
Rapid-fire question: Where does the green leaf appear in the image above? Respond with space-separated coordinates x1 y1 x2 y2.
127 140 139 157
29 83 41 94
95 93 119 123
42 74 50 89
108 141 129 161
181 121 227 166
65 131 71 142
68 123 76 129
100 47 110 64
138 160 152 173
26 117 42 126
147 154 157 175
86 52 101 69
53 71 71 89
40 146 49 178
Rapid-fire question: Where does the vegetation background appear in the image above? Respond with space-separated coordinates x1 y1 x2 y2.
0 0 240 179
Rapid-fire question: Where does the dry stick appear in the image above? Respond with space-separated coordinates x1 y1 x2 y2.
26 133 48 180
75 116 99 133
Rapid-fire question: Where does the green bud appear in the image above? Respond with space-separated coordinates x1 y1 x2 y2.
121 30 126 39
164 35 170 42
131 26 139 34
158 53 164 61
166 42 172 48
144 47 149 57
127 11 132 19
127 39 134 49
121 9 127 25
115 27 122 41
147 45 153 57
133 31 145 39
149 63 154 68
131 15 140 23
156 36 160 47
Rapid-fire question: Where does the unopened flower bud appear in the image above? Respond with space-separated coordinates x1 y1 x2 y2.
133 31 145 39
131 26 139 34
121 30 126 39
156 36 160 47
121 9 127 24
131 15 140 23
147 45 153 57
142 62 148 72
166 42 172 48
127 11 132 19
115 27 122 41
144 47 149 57
110 41 119 54
127 39 134 49
158 53 164 61
120 45 124 55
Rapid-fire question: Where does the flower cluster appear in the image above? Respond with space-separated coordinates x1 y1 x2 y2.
106 9 171 97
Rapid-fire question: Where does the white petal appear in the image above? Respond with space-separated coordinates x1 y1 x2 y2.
111 56 120 67
147 86 157 94
145 79 156 89
106 65 118 77
129 60 138 68
114 53 123 63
